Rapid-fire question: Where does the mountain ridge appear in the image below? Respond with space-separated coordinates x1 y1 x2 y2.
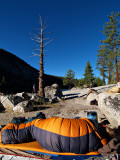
0 49 63 93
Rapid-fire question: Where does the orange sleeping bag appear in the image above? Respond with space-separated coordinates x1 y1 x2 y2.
0 117 107 154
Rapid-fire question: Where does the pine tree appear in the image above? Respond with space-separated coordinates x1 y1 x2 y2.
110 70 116 84
63 69 75 89
84 61 94 88
93 77 105 87
78 78 85 88
101 12 120 82
96 45 107 83
106 51 113 84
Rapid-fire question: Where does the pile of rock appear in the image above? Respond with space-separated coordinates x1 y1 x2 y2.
44 83 63 103
0 92 33 113
0 83 63 113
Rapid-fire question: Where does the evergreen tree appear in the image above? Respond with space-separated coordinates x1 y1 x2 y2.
93 77 105 87
73 78 79 87
106 51 113 84
84 61 94 88
96 45 107 83
101 12 120 82
63 69 75 89
110 70 116 84
78 78 85 88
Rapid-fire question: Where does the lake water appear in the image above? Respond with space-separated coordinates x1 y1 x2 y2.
61 89 69 91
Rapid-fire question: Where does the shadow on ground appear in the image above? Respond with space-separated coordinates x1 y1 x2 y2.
63 93 80 100
63 93 87 100
33 106 51 111
63 93 80 96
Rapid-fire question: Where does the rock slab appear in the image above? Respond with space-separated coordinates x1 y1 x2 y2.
98 92 120 128
0 96 14 110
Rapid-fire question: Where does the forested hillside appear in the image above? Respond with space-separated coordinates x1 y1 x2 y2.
0 49 63 93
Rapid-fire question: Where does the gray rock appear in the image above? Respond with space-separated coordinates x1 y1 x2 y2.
90 99 98 105
15 92 31 100
87 92 98 105
44 83 63 102
98 92 120 128
0 96 14 110
13 100 33 113
0 101 5 111
31 95 46 105
13 96 24 105
9 92 31 105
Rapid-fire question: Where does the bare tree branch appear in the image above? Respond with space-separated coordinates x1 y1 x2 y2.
43 24 49 31
33 48 40 51
43 38 55 47
32 52 40 57
31 38 41 47
30 16 53 97
43 16 48 27
43 37 50 41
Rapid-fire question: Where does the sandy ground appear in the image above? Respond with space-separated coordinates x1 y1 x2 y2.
0 95 104 127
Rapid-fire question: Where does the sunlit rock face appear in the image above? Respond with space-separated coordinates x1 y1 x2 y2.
98 92 120 128
44 83 63 102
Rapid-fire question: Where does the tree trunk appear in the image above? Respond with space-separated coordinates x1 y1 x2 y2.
115 56 119 82
102 57 105 83
38 29 44 97
32 16 52 97
102 68 105 84
108 69 110 85
103 73 105 84
114 45 119 83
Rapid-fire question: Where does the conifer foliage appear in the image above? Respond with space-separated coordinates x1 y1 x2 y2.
96 45 107 84
63 69 75 89
84 61 94 87
99 12 120 83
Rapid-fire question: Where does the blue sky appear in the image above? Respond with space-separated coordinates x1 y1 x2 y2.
0 0 120 79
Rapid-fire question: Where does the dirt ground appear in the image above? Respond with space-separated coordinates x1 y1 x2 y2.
1 84 116 127
0 96 104 127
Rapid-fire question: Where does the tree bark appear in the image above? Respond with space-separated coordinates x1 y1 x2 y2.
32 16 52 97
103 73 105 83
115 56 119 82
113 37 119 82
102 58 105 83
38 26 44 97
114 45 119 82
108 69 110 85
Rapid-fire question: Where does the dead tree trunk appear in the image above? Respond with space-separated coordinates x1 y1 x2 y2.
31 16 53 97
38 25 44 97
